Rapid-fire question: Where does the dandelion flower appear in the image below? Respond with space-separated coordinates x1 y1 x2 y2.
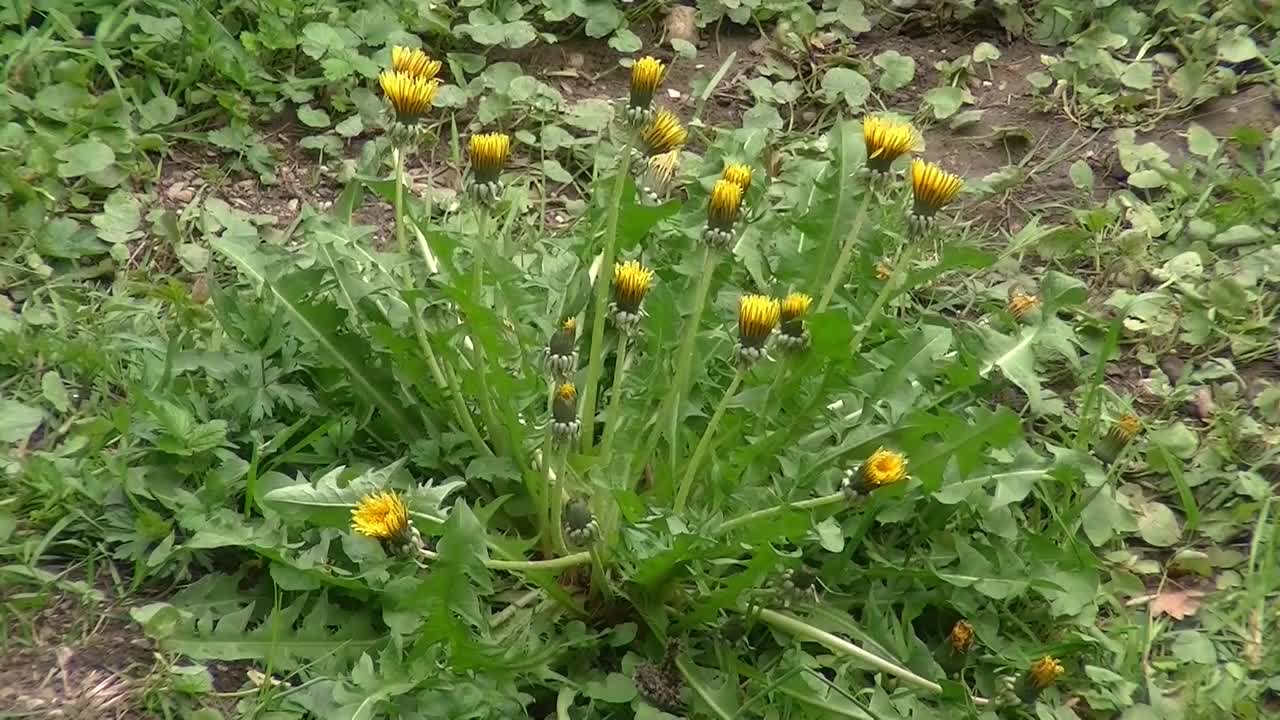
628 56 666 124
545 318 578 380
639 109 687 157
843 447 908 498
1113 413 1142 442
379 71 440 123
863 116 922 173
468 132 511 203
948 620 975 654
875 262 893 281
722 163 753 193
551 382 580 445
391 46 442 81
612 260 655 332
1096 412 1141 463
563 498 599 546
1008 290 1041 322
909 159 964 235
777 291 813 352
638 149 680 205
737 294 780 366
351 491 411 541
1029 656 1064 690
704 179 743 249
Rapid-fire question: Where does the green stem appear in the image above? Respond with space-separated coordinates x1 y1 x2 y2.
816 190 873 312
745 608 991 705
753 360 790 436
849 242 917 356
674 368 743 513
716 492 846 535
548 450 568 555
580 138 634 453
412 314 490 456
393 147 408 258
469 209 506 455
599 331 631 459
420 547 591 572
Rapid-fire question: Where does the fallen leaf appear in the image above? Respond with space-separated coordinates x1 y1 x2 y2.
1150 589 1204 620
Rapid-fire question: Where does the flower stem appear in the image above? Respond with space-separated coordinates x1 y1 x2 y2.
849 242 917 356
393 147 408 258
470 209 507 456
753 359 790 436
716 492 845 535
420 547 591 572
745 608 991 705
580 138 634 453
547 449 568 555
817 189 873 312
674 367 743 513
599 331 631 460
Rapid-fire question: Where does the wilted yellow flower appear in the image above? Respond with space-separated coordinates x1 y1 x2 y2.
1008 290 1041 321
860 447 908 488
391 46 441 81
1029 656 1064 689
351 491 411 540
722 163 753 192
707 179 743 232
1111 414 1142 443
629 56 666 112
639 149 680 204
639 109 687 156
863 116 922 173
948 620 975 654
910 159 964 216
468 132 511 184
613 260 655 315
875 262 893 280
379 71 440 122
737 294 780 349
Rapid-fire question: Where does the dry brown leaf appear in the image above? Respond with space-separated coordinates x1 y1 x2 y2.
1150 589 1205 620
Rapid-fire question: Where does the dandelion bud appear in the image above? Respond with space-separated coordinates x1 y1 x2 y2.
551 382 580 446
562 498 599 547
1008 289 1041 323
627 56 666 126
781 567 821 606
908 159 964 237
777 292 813 353
875 262 893 281
1095 413 1141 463
638 149 680 205
703 179 743 249
842 447 908 499
1016 655 1065 702
736 294 780 367
862 116 922 174
467 132 511 204
544 318 578 380
722 162 753 193
948 620 975 654
391 46 442 82
638 109 687 157
611 260 655 333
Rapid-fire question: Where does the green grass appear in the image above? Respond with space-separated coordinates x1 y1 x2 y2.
2 1 1279 719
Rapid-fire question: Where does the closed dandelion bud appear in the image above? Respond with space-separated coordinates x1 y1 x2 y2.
908 159 964 237
1095 413 1141 463
638 109 688 158
736 294 780 367
551 382 580 445
467 132 511 205
1017 655 1065 702
379 71 440 142
391 46 442 82
351 491 424 558
545 318 578 379
948 620 975 654
781 567 821 606
611 260 655 333
638 149 680 205
721 162 753 217
862 115 922 174
562 498 599 547
1008 289 1042 323
777 292 813 353
627 56 666 126
704 179 743 249
842 447 908 499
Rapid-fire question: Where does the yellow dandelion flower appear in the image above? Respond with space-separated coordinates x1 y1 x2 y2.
613 260 655 314
707 179 743 232
1008 290 1041 321
738 294 781 349
639 109 687 157
468 132 511 184
553 382 578 423
351 491 411 540
780 292 813 324
1029 656 1064 689
391 46 441 81
379 71 440 122
722 162 753 192
875 262 893 281
562 317 576 333
948 620 975 654
1110 413 1142 443
860 447 908 488
910 159 964 217
863 116 922 173
629 56 666 111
